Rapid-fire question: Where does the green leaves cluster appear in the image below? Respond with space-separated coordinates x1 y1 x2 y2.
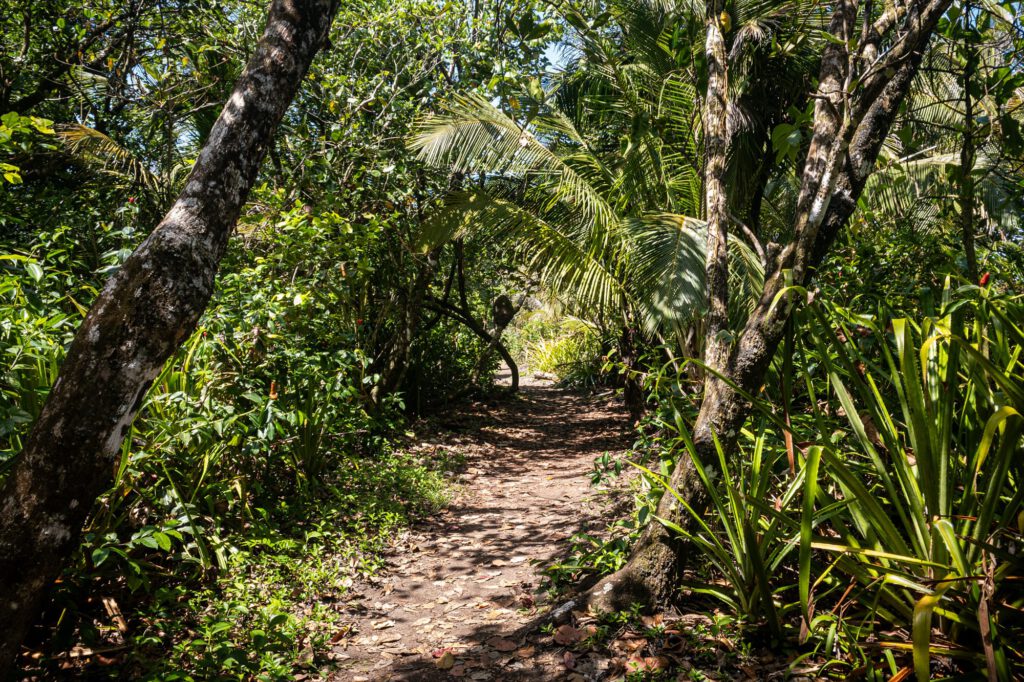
639 282 1023 677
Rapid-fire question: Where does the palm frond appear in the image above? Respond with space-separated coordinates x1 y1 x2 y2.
625 213 707 332
409 94 616 230
423 191 631 317
57 124 161 193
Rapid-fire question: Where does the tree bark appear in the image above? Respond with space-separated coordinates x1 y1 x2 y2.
700 4 732 378
0 0 338 672
620 326 645 424
586 0 953 613
959 8 979 283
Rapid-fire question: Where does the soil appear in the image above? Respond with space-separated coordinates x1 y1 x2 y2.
329 374 635 681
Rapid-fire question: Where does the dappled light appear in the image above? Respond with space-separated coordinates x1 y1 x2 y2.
1 0 1022 679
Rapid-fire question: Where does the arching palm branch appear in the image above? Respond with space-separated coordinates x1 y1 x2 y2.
410 87 716 338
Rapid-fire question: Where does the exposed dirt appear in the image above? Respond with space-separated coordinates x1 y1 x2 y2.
328 375 635 681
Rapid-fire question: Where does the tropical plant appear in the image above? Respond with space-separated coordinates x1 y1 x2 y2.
637 411 805 639
796 280 1024 679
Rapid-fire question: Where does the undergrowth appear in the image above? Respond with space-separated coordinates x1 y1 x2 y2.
26 445 454 680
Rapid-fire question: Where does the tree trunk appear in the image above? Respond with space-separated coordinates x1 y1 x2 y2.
469 295 522 393
0 0 338 672
587 0 952 613
587 0 737 609
620 326 645 424
959 8 979 283
700 2 732 378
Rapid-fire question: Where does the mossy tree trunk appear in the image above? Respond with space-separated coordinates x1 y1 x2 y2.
0 0 339 672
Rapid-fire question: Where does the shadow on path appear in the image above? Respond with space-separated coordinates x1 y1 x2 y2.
330 377 632 681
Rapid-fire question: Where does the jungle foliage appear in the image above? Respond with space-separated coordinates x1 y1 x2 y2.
1 0 1022 678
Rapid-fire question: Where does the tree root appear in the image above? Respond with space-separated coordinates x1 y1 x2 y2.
581 522 682 615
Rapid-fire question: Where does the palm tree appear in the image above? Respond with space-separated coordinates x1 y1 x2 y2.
410 90 713 418
409 0 813 416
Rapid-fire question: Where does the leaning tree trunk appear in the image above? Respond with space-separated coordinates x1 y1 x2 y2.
0 0 338 672
469 294 522 392
423 297 521 396
587 0 953 612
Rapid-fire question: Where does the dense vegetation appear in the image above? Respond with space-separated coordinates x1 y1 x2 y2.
1 0 1022 679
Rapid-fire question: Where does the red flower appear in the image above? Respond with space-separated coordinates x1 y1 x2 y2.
127 197 136 204
979 272 990 286
356 318 363 325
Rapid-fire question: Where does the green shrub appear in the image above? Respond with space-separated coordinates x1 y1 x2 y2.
3 198 458 678
510 311 605 387
795 280 1024 679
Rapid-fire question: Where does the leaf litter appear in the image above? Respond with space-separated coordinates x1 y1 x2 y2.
329 377 633 680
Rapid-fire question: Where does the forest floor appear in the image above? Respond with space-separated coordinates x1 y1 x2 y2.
329 373 637 681
326 375 789 682
16 373 799 680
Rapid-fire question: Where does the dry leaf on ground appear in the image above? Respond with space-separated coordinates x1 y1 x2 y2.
553 624 586 646
486 637 516 652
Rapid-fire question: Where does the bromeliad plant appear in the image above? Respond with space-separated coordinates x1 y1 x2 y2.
634 404 806 640
797 280 1024 679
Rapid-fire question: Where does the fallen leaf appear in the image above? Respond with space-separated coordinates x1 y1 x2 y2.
563 650 576 669
515 646 535 658
436 651 456 670
372 620 395 630
616 633 647 653
553 624 585 646
486 637 516 652
662 631 686 652
625 655 669 673
641 613 663 628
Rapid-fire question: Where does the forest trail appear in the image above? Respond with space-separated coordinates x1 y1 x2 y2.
331 376 633 681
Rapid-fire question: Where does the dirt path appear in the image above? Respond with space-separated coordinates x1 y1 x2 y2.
330 377 633 681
